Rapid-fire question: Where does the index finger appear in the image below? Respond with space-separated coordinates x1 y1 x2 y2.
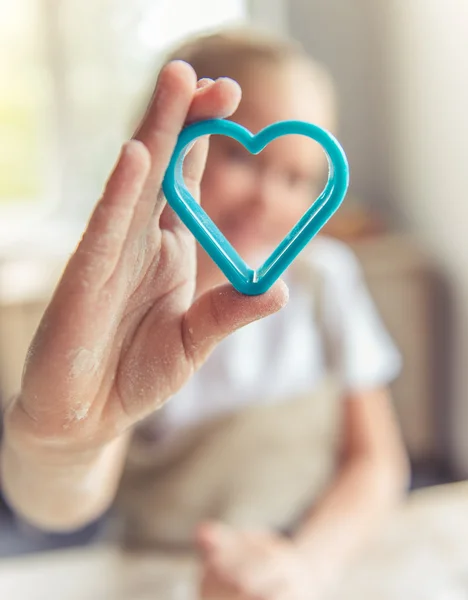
131 60 198 222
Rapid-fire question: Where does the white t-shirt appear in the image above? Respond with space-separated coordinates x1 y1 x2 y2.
140 237 401 441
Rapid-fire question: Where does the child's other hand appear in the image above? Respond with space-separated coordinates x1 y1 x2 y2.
197 522 316 600
5 61 288 455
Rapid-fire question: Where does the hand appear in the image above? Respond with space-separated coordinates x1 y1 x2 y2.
197 522 316 600
4 61 288 457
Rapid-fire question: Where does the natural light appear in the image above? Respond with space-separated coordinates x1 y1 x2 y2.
137 0 246 52
0 0 247 246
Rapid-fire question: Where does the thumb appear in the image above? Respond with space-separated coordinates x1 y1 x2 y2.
183 280 289 370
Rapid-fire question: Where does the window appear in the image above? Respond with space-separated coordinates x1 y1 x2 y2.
0 0 247 227
0 0 57 215
136 0 247 52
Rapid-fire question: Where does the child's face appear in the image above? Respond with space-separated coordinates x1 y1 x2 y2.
197 60 335 285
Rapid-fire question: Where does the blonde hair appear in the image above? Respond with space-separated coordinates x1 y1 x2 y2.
168 28 307 77
166 27 336 115
131 27 337 133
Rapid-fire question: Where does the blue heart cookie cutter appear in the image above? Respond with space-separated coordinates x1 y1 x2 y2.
162 118 349 295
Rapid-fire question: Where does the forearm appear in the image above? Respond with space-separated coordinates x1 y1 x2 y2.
0 430 130 532
293 453 408 582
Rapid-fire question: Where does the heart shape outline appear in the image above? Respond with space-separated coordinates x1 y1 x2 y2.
162 119 349 295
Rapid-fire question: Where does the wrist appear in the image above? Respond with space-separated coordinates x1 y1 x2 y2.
1 396 129 532
1 430 127 532
2 394 108 466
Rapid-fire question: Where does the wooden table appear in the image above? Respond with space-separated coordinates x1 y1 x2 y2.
1 482 468 600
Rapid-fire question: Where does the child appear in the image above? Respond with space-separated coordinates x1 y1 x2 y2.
1 28 408 599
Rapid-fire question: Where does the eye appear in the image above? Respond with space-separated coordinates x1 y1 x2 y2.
225 144 252 164
286 171 312 190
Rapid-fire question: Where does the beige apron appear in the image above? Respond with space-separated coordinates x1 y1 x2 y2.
116 258 344 549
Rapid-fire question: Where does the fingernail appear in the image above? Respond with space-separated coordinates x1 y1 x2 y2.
215 76 239 86
197 78 215 90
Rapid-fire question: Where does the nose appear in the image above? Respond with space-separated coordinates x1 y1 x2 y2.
249 169 282 212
